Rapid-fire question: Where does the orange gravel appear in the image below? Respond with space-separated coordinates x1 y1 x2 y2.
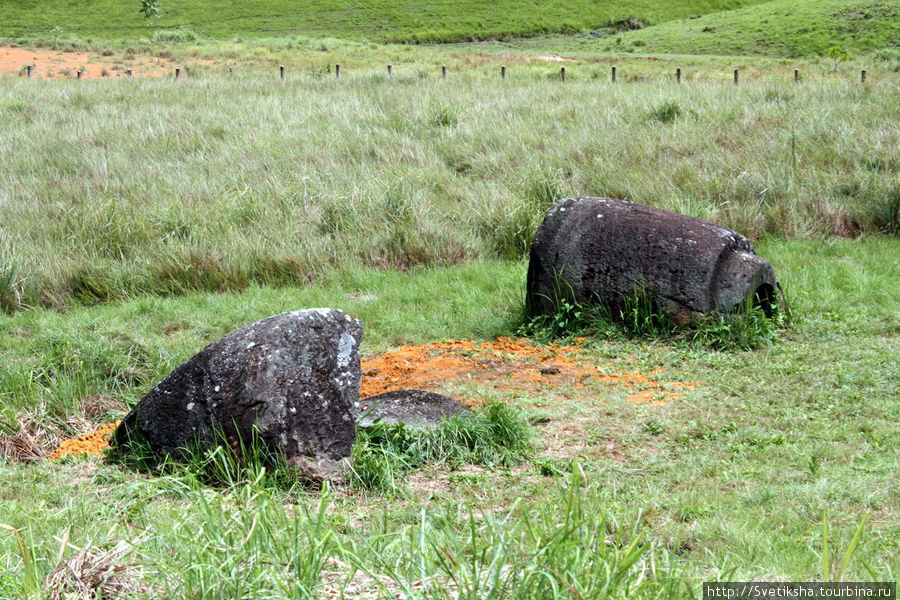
49 421 121 460
361 337 694 406
50 337 696 459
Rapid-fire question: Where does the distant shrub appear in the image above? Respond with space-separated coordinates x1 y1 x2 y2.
648 100 683 123
867 188 900 235
607 16 645 32
427 102 459 128
155 28 198 43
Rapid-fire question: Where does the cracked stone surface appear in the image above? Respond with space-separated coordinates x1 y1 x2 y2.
113 309 362 479
526 197 782 321
357 389 471 428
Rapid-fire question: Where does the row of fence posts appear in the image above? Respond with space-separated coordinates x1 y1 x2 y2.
23 66 136 79
20 63 870 83
277 64 870 84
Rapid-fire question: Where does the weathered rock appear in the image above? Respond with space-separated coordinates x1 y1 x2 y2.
358 389 471 428
113 309 362 479
526 197 782 320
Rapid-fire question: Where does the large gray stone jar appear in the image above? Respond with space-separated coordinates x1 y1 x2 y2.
526 197 782 322
113 308 362 479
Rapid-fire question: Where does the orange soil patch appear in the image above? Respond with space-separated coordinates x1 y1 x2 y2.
0 46 177 79
360 337 695 407
49 421 121 460
50 337 697 460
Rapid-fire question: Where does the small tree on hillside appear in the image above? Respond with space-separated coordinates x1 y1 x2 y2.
139 0 160 22
826 45 851 73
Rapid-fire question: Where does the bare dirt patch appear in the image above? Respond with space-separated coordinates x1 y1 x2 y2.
0 46 178 78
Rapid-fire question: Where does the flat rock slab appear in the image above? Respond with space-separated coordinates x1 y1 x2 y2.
113 309 362 479
358 389 471 428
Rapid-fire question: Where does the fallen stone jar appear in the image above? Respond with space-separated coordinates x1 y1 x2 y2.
526 197 783 323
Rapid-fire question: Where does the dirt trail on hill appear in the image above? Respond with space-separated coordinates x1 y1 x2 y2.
49 337 696 459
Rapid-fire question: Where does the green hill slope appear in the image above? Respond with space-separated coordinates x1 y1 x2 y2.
608 0 900 57
0 0 770 44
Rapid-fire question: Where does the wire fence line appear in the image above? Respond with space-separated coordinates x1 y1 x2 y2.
9 62 882 86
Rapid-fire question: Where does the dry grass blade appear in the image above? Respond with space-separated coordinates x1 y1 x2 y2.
0 398 126 463
44 540 153 600
0 427 49 462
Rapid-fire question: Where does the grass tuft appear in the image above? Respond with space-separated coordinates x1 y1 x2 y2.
350 401 532 494
689 298 788 351
110 423 308 493
648 100 684 123
520 286 787 349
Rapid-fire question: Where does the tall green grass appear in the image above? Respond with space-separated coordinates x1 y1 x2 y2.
519 286 787 350
1 74 897 312
0 467 690 599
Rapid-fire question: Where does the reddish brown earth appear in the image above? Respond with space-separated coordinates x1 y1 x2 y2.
0 46 177 78
51 337 697 459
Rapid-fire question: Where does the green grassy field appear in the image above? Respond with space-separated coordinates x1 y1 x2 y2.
0 0 768 45
602 0 900 59
3 0 897 60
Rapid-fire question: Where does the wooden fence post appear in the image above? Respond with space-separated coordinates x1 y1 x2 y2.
77 70 83 80
611 66 616 83
387 64 392 78
676 67 681 83
335 64 340 79
175 67 181 79
733 69 739 85
280 65 285 80
861 70 866 83
26 65 32 78
560 67 566 81
442 65 447 79
501 65 506 79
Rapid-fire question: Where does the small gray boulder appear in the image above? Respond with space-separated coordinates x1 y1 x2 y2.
113 309 362 479
358 389 471 428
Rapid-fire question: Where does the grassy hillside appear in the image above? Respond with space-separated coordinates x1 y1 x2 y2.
0 0 770 44
603 0 900 58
